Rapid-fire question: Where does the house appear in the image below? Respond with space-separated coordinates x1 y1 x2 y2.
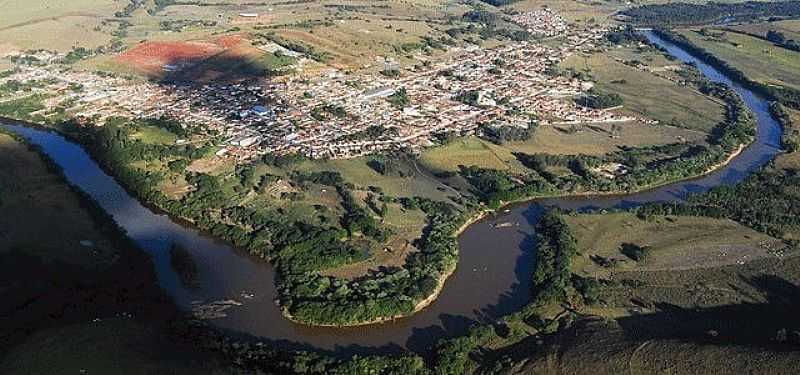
252 105 273 117
362 86 395 100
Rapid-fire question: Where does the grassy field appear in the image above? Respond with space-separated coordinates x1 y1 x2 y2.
418 118 705 173
296 156 456 201
680 29 800 91
494 208 800 374
0 0 119 29
321 202 428 279
513 316 800 374
560 49 726 133
566 212 784 277
419 136 524 173
130 125 179 145
508 0 757 24
0 0 464 71
153 149 451 278
0 0 119 52
726 19 800 43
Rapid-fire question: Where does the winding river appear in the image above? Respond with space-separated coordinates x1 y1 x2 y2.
2 32 784 356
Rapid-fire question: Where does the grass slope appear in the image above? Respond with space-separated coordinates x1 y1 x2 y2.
0 132 227 373
560 50 726 132
680 29 800 91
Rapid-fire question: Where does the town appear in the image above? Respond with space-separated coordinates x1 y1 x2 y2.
0 10 640 161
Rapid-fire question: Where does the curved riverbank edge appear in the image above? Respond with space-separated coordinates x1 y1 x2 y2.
284 138 752 327
0 110 754 329
0 28 763 328
483 141 750 211
282 210 490 327
651 28 800 110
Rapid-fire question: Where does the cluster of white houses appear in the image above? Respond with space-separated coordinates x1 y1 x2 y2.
0 11 647 161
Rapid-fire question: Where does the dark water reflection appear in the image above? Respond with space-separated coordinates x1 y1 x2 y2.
2 32 783 356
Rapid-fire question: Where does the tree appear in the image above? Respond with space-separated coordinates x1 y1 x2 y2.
387 87 410 108
621 243 652 262
767 30 787 45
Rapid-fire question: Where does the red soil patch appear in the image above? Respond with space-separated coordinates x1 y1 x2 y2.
117 40 224 75
214 35 245 48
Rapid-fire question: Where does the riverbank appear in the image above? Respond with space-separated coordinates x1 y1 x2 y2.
297 133 751 328
0 29 786 351
486 140 750 211
0 130 234 373
282 209 490 327
651 28 800 109
0 104 754 330
0 36 762 327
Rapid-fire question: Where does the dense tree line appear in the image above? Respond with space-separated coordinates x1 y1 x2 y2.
387 87 410 108
457 9 531 42
606 26 649 45
623 1 800 26
285 198 469 325
172 319 428 374
367 155 413 177
765 30 800 51
432 324 497 375
575 87 624 109
770 102 799 152
637 165 800 241
634 104 800 240
477 0 522 6
479 122 535 144
462 10 498 25
460 165 555 208
529 210 578 306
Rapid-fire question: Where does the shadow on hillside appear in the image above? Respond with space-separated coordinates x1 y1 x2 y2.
474 274 800 372
156 53 286 85
613 274 800 347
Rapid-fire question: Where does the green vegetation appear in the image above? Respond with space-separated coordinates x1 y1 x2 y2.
0 132 231 373
429 122 800 374
655 29 800 109
479 122 534 145
529 210 578 306
560 47 726 132
454 90 481 107
420 137 522 172
254 51 297 74
44 115 477 326
261 33 332 63
636 166 800 242
6 1 800 372
771 102 800 152
0 130 438 374
679 29 800 92
457 74 755 208
567 212 779 275
311 103 347 121
623 1 800 26
367 155 413 177
0 94 47 121
766 29 800 51
387 87 410 108
575 87 623 109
